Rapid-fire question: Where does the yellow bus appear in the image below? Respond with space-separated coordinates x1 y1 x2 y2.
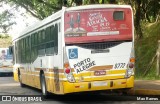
10 4 135 96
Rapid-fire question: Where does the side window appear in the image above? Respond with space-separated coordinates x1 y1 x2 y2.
17 41 19 63
22 39 26 63
19 39 22 63
45 27 50 41
46 42 54 56
45 25 55 56
42 30 46 43
35 33 38 46
25 37 28 63
12 45 15 64
38 31 42 45
59 22 61 32
28 36 31 63
51 25 55 41
31 34 34 47
38 30 45 57
31 34 34 62
38 45 45 56
54 23 58 55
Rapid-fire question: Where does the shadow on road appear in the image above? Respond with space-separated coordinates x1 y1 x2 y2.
42 93 136 103
0 73 13 77
19 85 136 102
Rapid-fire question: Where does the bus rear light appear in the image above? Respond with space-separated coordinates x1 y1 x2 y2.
63 47 75 83
125 56 135 78
130 57 135 63
65 68 71 74
75 86 80 88
125 68 133 78
129 63 134 68
64 63 69 68
66 74 75 82
121 82 126 84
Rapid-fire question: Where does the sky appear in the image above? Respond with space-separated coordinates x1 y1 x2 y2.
0 3 39 38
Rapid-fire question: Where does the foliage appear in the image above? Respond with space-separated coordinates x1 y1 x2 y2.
0 35 12 47
8 0 64 20
134 0 160 39
0 3 15 33
3 0 118 19
135 22 160 79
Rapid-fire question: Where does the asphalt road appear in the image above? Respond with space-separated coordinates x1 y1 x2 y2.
0 76 160 104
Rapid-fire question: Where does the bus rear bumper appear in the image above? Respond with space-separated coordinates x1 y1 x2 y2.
63 76 134 94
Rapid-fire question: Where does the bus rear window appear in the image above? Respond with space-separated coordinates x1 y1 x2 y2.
113 11 124 20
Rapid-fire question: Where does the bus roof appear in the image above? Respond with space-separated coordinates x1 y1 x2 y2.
66 4 132 11
13 4 132 41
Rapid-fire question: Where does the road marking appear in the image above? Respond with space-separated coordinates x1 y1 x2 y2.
0 83 19 87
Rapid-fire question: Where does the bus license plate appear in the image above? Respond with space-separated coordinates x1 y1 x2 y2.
93 81 107 87
94 70 106 76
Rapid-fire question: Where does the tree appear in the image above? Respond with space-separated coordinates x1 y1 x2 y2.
1 0 159 38
135 0 143 39
3 0 62 20
0 6 15 33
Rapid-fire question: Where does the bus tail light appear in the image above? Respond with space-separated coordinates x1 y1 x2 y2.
65 68 70 74
129 63 134 68
63 47 75 83
64 63 75 83
64 65 75 82
125 46 135 78
130 57 135 63
125 57 135 78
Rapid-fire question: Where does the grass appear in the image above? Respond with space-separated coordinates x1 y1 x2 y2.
135 22 160 80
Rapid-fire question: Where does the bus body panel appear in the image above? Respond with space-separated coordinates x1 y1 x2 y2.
65 42 132 82
63 76 134 94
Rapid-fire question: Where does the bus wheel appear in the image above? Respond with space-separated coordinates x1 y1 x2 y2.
40 73 48 98
18 71 26 87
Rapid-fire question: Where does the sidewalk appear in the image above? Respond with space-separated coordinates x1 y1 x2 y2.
128 80 160 95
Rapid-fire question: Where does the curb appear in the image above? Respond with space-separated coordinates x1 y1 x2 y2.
128 89 160 95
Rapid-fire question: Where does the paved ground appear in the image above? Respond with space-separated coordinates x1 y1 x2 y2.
0 76 41 95
129 80 160 95
135 80 160 90
0 76 160 104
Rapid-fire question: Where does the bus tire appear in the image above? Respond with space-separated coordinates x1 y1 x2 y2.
18 71 26 87
40 73 48 98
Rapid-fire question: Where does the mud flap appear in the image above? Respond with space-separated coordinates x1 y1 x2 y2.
54 67 60 92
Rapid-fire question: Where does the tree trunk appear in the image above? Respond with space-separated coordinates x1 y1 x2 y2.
109 0 116 4
75 0 82 6
89 0 96 4
135 0 143 39
102 0 104 4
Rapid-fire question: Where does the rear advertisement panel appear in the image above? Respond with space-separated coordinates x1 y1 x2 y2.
64 8 132 44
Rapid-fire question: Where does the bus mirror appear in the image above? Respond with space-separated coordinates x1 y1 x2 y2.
9 46 13 54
